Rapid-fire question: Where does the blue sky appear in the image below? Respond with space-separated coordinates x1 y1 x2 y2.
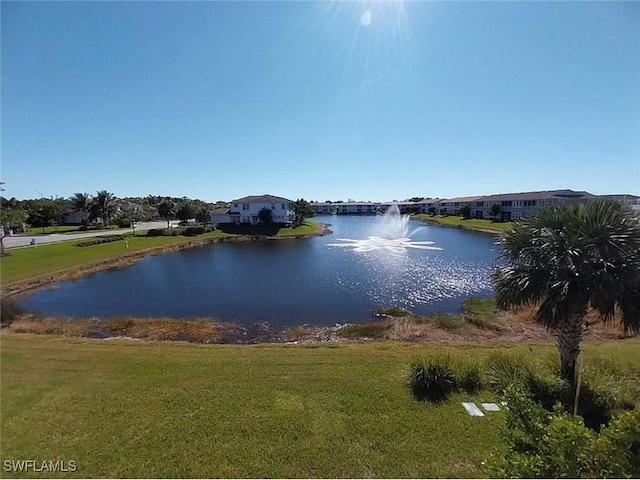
2 1 638 202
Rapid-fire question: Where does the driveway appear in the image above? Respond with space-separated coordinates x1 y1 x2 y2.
4 221 177 249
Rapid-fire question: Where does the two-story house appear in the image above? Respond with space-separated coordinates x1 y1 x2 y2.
227 194 295 225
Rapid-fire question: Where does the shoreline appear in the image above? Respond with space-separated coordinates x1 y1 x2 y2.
2 299 627 346
412 215 509 235
1 222 331 300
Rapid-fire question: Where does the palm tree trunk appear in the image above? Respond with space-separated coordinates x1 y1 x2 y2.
557 317 585 381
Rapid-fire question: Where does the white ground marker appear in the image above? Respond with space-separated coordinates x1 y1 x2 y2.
481 402 501 412
462 402 485 416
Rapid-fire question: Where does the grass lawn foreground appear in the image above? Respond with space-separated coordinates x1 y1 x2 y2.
1 335 639 478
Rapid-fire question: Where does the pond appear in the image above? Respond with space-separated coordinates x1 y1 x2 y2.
20 214 502 326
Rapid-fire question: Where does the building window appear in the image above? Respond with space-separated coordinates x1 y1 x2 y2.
281 203 285 209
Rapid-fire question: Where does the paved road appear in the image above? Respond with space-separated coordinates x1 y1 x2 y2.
4 221 177 249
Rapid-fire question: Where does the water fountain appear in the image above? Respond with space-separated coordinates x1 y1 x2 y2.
327 204 443 254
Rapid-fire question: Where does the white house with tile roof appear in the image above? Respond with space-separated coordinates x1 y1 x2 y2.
227 194 295 225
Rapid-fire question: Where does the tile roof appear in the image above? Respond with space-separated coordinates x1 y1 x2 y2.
211 208 230 215
480 189 593 202
599 194 640 201
438 196 483 204
232 194 293 204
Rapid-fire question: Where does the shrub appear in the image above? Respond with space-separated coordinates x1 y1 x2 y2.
485 385 640 478
0 299 25 326
337 321 392 339
146 228 183 237
454 362 484 394
408 356 457 403
74 235 125 247
183 225 205 236
183 225 214 236
484 353 531 392
483 353 619 431
105 317 136 334
432 314 467 331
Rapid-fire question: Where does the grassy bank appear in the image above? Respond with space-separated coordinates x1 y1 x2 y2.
0 221 324 293
2 335 637 478
413 214 514 233
1 231 230 289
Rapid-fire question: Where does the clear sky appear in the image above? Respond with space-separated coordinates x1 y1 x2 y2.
2 1 639 203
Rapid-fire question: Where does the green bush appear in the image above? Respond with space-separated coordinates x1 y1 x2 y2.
408 357 457 403
146 227 212 237
485 385 640 478
183 225 214 236
183 226 205 236
75 235 125 247
484 353 532 392
454 362 484 394
484 353 618 431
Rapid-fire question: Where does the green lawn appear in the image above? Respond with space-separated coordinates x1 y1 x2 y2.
413 214 514 233
1 222 323 288
1 335 637 478
22 226 118 236
275 221 324 237
0 231 231 287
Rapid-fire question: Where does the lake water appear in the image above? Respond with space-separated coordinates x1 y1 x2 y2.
20 216 501 326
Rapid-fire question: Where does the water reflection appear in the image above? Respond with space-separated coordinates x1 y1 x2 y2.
21 215 500 325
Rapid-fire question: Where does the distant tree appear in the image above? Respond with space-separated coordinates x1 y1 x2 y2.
258 207 273 225
0 207 28 255
459 203 472 219
293 198 314 227
157 200 176 228
1 197 20 209
92 190 115 226
111 210 138 229
489 203 502 222
26 199 62 233
428 206 437 216
1 207 27 233
195 208 211 225
70 193 92 226
176 202 196 223
407 197 425 203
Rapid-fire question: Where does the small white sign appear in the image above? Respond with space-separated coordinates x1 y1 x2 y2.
462 402 485 416
481 402 501 412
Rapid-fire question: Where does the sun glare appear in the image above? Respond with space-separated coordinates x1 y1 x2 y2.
360 10 372 27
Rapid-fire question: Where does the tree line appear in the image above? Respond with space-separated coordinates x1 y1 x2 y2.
0 191 225 234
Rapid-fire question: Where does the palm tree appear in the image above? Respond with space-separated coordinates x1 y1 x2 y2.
489 202 502 222
258 207 273 225
157 200 175 228
70 193 91 226
492 199 640 381
93 190 115 227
